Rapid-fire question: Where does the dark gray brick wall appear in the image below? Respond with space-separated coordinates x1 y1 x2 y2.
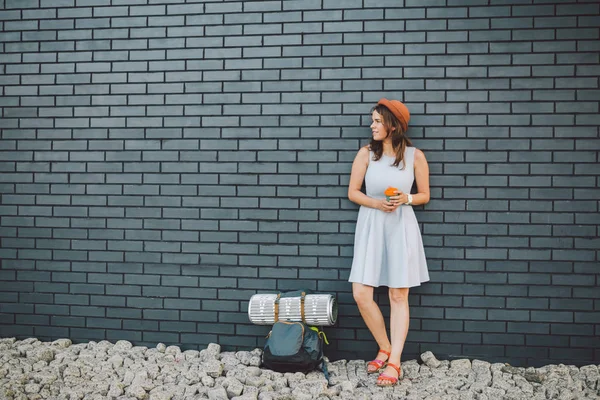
1 0 599 367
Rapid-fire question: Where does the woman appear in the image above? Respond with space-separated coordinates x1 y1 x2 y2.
347 98 430 387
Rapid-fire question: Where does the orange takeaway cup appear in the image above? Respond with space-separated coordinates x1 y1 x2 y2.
384 187 398 201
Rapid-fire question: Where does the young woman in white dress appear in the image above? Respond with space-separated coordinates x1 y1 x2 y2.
347 98 430 387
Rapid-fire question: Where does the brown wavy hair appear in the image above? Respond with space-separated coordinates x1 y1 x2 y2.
369 104 412 169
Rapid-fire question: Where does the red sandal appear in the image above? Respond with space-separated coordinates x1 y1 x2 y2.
367 349 390 374
376 362 402 387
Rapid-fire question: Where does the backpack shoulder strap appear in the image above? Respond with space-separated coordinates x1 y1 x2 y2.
300 291 306 323
274 293 281 322
320 359 330 383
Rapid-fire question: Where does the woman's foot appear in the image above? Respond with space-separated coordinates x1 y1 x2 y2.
367 349 391 373
376 362 402 387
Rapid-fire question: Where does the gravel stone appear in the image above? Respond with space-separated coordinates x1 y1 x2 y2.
225 378 244 397
205 343 221 360
203 359 225 378
165 346 181 356
421 351 441 368
249 356 262 367
184 349 200 360
202 375 216 387
114 340 133 352
208 386 228 400
232 394 258 400
449 358 472 377
236 351 253 366
126 384 148 399
246 375 266 387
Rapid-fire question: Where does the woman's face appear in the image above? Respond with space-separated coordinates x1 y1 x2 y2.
370 110 389 141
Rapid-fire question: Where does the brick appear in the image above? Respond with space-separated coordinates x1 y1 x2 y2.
488 309 531 322
440 331 482 344
531 311 574 324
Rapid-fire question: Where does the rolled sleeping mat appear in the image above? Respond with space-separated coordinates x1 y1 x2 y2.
247 294 277 325
248 293 338 326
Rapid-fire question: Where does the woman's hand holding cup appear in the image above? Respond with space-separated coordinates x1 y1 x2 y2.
382 187 402 211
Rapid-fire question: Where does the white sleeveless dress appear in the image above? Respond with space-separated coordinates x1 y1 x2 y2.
348 147 429 288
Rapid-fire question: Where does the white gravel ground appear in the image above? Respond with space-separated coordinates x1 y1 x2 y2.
1 337 599 400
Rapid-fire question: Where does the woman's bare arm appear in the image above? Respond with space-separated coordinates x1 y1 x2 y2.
411 148 430 206
348 147 396 212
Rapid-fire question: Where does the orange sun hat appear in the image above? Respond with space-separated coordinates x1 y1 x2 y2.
377 98 410 132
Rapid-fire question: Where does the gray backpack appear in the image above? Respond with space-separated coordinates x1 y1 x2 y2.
261 291 329 378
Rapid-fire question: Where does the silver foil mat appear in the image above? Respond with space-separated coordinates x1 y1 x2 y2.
248 293 338 326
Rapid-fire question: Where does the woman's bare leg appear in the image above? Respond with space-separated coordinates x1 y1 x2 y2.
352 283 391 370
379 287 410 384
